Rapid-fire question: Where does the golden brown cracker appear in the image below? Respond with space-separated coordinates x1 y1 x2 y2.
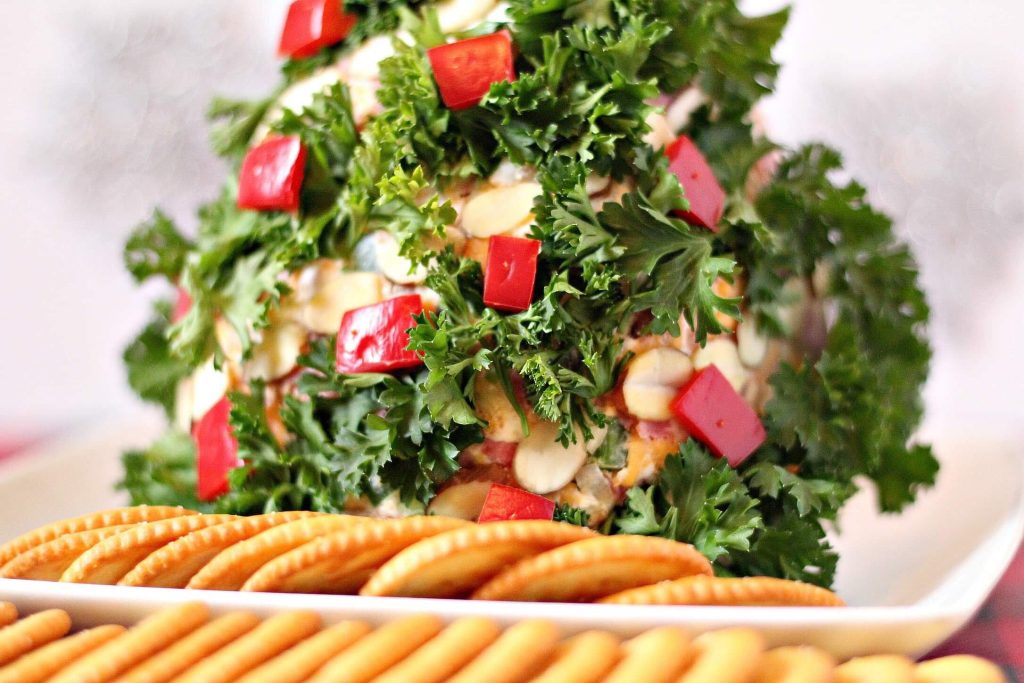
0 609 72 666
0 506 197 567
471 535 712 602
119 511 319 588
187 515 369 591
234 620 371 683
49 602 209 683
115 611 261 683
242 516 469 594
529 630 622 683
168 611 321 683
835 655 915 683
0 525 133 581
600 575 845 607
360 520 595 599
0 604 15 628
752 646 836 683
444 619 561 683
61 514 236 585
677 628 766 683
0 624 125 683
603 627 692 683
306 615 443 683
372 617 502 683
915 655 1008 683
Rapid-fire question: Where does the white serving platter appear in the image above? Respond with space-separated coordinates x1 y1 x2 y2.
0 412 1021 659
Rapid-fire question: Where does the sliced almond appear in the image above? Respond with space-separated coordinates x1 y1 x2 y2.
693 338 749 392
174 378 194 432
514 422 587 495
665 87 707 131
373 231 427 285
191 359 229 421
298 264 383 335
461 183 542 238
436 0 499 32
622 347 694 421
215 319 244 365
643 112 676 149
585 174 611 196
475 374 527 443
737 319 769 368
246 322 306 381
427 482 493 521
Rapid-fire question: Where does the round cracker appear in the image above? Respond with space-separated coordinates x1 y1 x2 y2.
835 655 915 683
530 630 622 683
0 525 133 581
0 624 124 683
360 520 596 599
0 506 197 567
116 611 261 683
0 609 72 666
599 575 846 607
120 511 320 588
169 611 321 683
187 515 369 591
242 516 469 594
372 617 502 683
915 655 1007 683
60 514 236 585
678 628 766 683
0 603 15 628
48 602 209 683
471 535 712 602
603 627 692 683
306 615 443 683
752 646 836 683
235 620 372 683
446 620 561 683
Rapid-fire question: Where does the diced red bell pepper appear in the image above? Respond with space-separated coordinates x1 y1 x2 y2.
427 31 516 111
172 287 192 324
335 294 424 374
278 0 357 59
666 135 726 232
483 235 540 313
237 136 307 213
670 365 765 467
192 397 240 502
477 483 555 523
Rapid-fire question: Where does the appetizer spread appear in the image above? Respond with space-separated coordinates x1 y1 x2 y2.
0 602 1006 683
120 0 936 589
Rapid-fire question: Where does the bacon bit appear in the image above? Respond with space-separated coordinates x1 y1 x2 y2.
481 439 518 466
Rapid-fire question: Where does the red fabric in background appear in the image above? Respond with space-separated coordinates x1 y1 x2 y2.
926 543 1024 681
0 437 1019 677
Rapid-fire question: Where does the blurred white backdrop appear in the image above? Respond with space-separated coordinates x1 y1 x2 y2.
0 1 1021 436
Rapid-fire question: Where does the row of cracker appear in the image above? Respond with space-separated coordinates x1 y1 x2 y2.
0 601 1006 683
0 507 844 605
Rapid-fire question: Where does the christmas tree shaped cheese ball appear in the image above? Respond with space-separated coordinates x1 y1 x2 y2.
121 0 936 587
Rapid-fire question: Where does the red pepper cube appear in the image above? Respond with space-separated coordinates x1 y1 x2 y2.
483 235 540 313
336 294 424 374
172 287 192 324
666 135 726 232
426 31 516 111
192 397 240 502
477 483 555 523
237 136 307 213
670 365 766 467
278 0 357 59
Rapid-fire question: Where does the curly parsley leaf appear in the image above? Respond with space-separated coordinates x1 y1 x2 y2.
553 503 591 527
123 301 192 417
615 442 762 565
124 210 192 284
118 430 211 511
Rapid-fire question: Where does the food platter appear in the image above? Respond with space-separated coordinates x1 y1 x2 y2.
0 412 1020 659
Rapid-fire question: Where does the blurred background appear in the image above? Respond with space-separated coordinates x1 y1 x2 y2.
0 0 1022 440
